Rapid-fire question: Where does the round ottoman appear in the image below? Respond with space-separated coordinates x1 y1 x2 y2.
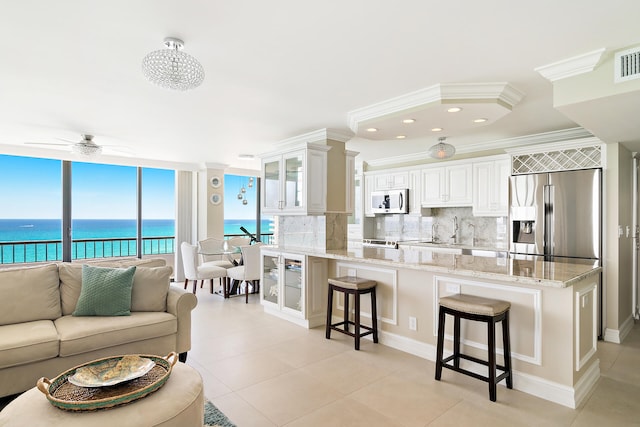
0 362 204 427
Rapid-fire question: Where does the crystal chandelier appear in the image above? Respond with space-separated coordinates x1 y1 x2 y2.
428 136 456 160
142 37 205 91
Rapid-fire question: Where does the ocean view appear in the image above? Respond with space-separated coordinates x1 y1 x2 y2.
0 218 273 263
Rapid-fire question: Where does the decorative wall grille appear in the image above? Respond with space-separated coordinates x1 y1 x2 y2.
511 145 602 175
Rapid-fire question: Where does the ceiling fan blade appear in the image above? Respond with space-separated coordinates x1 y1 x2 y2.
24 142 72 147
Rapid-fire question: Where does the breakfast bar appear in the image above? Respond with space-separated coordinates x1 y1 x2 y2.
262 244 602 409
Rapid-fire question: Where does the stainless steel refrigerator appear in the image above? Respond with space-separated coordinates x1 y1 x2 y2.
509 168 602 261
509 168 603 336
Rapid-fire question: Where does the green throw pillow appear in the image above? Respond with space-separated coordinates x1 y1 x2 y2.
73 265 136 316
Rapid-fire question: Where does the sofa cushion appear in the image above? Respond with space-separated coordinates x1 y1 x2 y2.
59 261 171 315
55 312 177 357
131 266 172 312
73 265 136 316
0 264 61 326
0 320 59 369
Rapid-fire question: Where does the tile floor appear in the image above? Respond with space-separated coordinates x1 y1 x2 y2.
186 284 640 426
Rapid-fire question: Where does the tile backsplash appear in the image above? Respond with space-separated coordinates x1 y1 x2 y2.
371 207 508 249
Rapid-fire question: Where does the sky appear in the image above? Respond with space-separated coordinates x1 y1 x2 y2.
0 154 175 219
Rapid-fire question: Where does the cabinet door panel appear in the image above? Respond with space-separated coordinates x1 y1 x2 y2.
282 256 303 313
421 168 444 206
263 158 281 212
261 253 280 305
283 153 304 210
473 162 493 215
447 164 472 205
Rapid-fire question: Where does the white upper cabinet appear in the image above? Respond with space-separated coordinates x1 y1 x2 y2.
472 157 510 216
373 171 409 190
363 174 375 217
260 129 355 216
409 170 422 215
421 163 472 207
261 145 329 215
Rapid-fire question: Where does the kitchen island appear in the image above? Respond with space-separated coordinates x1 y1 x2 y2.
260 244 601 409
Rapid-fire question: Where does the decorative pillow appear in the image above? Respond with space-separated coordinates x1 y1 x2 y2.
130 266 172 312
0 263 61 326
72 265 136 316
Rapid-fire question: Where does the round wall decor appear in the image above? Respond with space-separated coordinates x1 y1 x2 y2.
210 176 221 188
210 193 221 205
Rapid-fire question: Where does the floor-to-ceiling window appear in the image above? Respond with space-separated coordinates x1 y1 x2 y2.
0 155 62 263
71 162 137 259
142 167 175 256
0 153 176 264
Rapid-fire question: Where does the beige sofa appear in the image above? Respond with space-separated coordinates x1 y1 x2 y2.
0 259 197 398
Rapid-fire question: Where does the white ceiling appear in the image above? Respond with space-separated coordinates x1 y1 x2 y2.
0 1 639 170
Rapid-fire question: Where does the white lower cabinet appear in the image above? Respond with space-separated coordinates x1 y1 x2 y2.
261 249 328 328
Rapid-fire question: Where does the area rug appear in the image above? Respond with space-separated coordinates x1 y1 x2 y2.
204 399 236 427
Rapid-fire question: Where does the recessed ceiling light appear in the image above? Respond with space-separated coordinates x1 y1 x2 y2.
402 119 416 124
473 118 488 123
366 128 378 132
447 107 462 113
396 135 406 139
431 127 443 132
238 154 255 160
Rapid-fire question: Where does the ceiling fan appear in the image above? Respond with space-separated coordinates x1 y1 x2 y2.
24 134 132 157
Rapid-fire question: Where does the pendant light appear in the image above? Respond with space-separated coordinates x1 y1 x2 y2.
428 136 456 160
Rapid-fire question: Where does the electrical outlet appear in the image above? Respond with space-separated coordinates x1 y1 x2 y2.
347 269 356 277
446 284 460 294
409 316 417 331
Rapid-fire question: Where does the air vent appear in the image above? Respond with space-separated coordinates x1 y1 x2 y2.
615 46 640 83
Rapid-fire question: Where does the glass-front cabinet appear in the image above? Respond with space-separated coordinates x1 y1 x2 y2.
261 144 329 215
261 248 328 328
261 250 303 316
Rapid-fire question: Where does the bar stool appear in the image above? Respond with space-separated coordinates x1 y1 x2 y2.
325 276 378 350
435 293 513 402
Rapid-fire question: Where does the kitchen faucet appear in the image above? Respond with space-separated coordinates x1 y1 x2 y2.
451 216 458 244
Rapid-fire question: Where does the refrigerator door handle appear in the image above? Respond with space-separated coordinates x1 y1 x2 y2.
544 184 554 257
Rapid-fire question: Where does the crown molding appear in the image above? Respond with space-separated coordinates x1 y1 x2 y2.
535 48 606 82
203 162 228 170
275 128 354 148
348 82 525 133
364 127 593 168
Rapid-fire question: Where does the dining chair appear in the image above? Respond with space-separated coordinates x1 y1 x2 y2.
226 236 251 264
180 242 228 295
198 237 235 269
226 242 263 303
197 237 235 294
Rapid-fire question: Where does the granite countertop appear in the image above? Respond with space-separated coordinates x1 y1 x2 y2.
263 245 601 288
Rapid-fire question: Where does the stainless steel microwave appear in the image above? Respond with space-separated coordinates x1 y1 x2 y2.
371 189 409 214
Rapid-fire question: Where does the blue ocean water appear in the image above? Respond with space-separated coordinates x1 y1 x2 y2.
0 219 272 242
0 218 272 263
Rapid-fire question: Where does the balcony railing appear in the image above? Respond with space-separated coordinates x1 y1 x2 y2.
0 233 274 265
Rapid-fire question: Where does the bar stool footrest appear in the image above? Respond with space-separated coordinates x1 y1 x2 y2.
441 353 510 384
330 320 375 339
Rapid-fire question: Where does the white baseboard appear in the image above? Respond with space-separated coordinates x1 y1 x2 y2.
378 329 599 409
604 315 635 343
